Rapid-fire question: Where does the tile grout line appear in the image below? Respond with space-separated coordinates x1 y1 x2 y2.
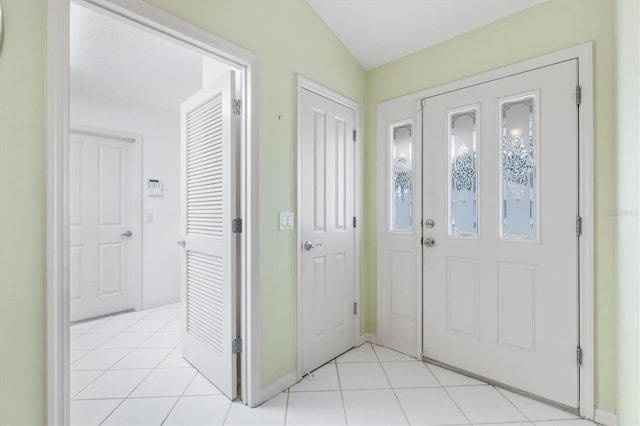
372 343 411 426
334 354 349 425
283 389 291 426
161 366 201 425
493 387 536 424
423 362 474 426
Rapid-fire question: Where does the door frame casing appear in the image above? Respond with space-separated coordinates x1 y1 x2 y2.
376 43 595 419
46 0 263 423
69 126 144 316
295 75 362 380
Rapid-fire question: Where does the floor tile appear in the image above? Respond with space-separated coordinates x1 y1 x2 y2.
144 309 181 320
158 302 181 310
130 367 196 397
70 370 103 398
183 373 223 396
75 369 151 399
112 347 172 369
286 391 346 425
446 385 528 424
99 332 153 349
70 333 117 349
70 319 106 334
290 363 340 392
164 395 231 425
139 331 181 348
426 363 485 386
70 349 90 363
113 309 155 320
373 345 416 362
158 347 193 369
70 398 122 426
102 396 177 425
382 361 440 388
224 393 287 425
160 318 182 332
71 349 130 371
534 420 595 425
89 319 139 333
498 389 579 422
342 389 407 425
396 387 469 426
336 343 378 363
337 362 390 390
126 319 171 333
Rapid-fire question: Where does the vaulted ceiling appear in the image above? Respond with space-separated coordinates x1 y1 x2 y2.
307 0 547 70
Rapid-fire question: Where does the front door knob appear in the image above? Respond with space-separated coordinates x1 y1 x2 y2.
424 237 435 247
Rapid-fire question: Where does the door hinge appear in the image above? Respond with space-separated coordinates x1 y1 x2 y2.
232 218 243 234
577 346 583 366
232 99 242 115
576 86 582 106
354 302 358 315
576 215 582 237
353 217 357 228
353 130 357 142
232 337 243 353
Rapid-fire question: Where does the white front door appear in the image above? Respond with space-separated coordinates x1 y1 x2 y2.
180 71 239 399
300 88 356 373
422 60 580 407
69 130 137 322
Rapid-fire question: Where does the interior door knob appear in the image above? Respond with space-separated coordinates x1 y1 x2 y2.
424 237 435 247
304 241 323 251
120 230 132 238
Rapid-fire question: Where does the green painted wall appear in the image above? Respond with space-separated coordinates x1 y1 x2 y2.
364 0 617 413
0 1 46 425
615 1 639 424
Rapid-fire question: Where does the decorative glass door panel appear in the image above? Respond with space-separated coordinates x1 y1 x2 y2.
448 107 478 237
499 94 538 239
390 122 413 232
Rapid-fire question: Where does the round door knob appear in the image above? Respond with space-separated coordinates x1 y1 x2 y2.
424 237 435 247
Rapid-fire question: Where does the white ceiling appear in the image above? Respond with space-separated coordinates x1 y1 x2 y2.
70 3 227 110
307 0 546 70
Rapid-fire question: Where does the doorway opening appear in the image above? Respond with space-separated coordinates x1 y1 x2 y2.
47 0 261 424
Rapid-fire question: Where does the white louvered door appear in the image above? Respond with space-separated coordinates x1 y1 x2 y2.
180 70 238 399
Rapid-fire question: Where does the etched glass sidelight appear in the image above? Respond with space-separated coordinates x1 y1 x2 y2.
390 123 413 232
500 95 536 238
449 108 478 236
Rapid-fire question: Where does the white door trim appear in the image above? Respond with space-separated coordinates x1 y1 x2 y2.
296 75 361 380
376 43 595 419
46 0 262 423
69 125 144 314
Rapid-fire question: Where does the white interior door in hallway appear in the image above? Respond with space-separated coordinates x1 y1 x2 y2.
179 70 240 400
422 60 580 408
300 87 356 374
69 130 138 322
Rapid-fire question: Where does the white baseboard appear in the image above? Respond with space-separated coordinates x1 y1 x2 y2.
359 333 377 345
594 409 618 426
258 372 297 406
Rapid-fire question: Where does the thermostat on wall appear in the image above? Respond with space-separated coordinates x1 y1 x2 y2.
146 179 163 196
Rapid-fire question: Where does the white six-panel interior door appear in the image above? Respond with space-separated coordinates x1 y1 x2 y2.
69 130 137 322
300 87 357 374
379 59 581 409
179 70 239 399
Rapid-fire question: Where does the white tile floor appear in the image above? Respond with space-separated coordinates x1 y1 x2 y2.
70 304 596 426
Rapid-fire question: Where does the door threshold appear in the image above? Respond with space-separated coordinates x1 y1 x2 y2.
422 356 580 417
69 309 136 326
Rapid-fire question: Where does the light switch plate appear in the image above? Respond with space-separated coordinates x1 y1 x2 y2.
279 212 294 231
